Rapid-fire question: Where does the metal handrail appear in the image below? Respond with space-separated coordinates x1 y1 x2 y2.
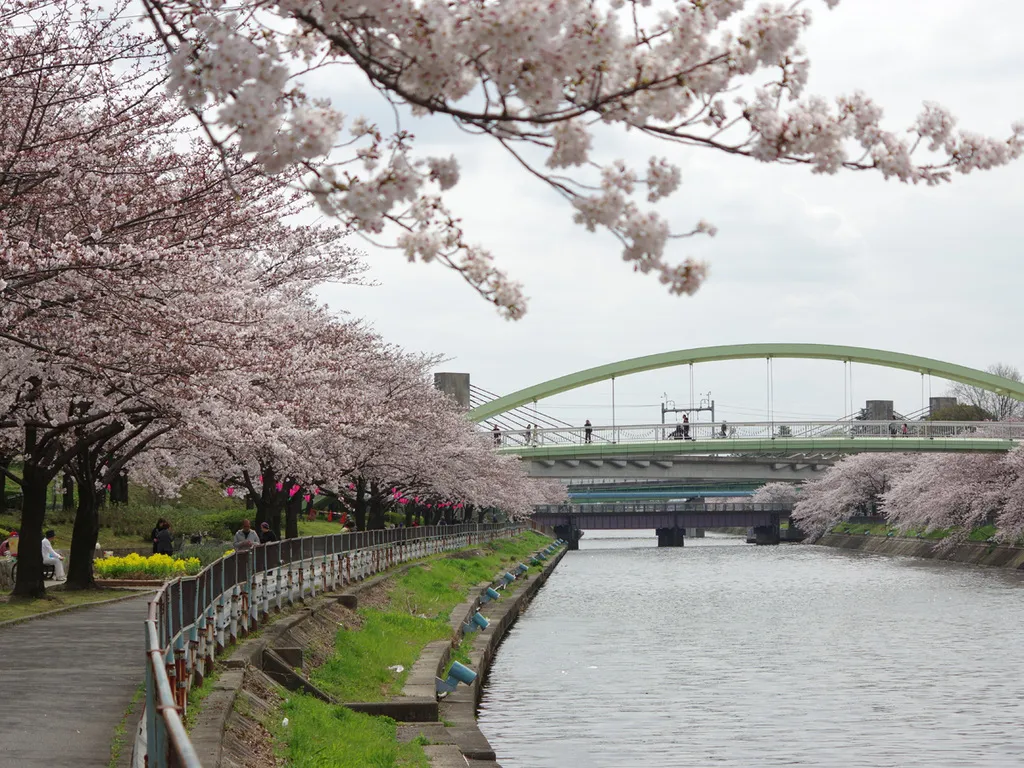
490 420 1024 448
141 523 519 767
534 502 794 514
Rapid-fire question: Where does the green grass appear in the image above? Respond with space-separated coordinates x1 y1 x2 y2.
313 611 452 701
185 667 222 730
276 531 552 764
297 519 349 536
108 684 145 768
0 512 150 551
0 586 138 622
968 524 998 541
311 530 548 702
276 698 430 768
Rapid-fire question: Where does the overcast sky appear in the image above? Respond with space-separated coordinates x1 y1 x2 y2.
316 0 1024 428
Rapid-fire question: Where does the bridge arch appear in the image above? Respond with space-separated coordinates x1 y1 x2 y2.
467 343 1024 422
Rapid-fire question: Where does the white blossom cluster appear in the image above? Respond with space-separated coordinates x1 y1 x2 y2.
142 0 1022 316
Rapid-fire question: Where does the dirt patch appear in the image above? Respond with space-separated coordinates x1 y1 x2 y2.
447 549 484 560
354 577 393 611
286 601 361 669
220 669 284 768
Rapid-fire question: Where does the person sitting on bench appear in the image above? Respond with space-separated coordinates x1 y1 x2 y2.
42 530 66 581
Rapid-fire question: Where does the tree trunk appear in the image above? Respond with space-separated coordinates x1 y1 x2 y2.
255 466 275 527
13 453 48 598
405 502 415 527
62 473 75 511
0 456 8 519
353 478 367 531
368 483 385 530
65 480 99 590
285 493 300 539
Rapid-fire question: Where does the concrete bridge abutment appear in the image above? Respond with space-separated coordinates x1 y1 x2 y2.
753 525 780 545
553 523 583 550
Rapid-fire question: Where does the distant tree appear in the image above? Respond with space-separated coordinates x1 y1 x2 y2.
791 454 919 539
883 454 1008 538
949 364 1024 421
776 425 793 437
751 482 799 504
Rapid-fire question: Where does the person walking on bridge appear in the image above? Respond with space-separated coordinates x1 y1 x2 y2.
584 419 593 444
682 413 690 439
492 424 501 447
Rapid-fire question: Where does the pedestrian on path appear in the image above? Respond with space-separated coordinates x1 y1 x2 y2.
584 419 593 443
492 424 501 447
42 530 65 581
233 519 260 551
150 518 166 553
682 413 690 439
259 522 279 543
154 521 174 555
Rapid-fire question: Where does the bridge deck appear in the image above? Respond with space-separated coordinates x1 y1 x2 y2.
0 594 150 767
503 436 1015 461
533 503 793 529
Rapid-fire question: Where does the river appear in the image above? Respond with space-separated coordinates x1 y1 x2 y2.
477 531 1024 767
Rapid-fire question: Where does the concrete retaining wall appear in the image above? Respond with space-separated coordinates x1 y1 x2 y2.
816 533 1024 569
437 548 567 764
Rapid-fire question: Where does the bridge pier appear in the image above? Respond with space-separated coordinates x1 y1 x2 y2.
553 523 583 551
655 527 685 547
752 525 780 545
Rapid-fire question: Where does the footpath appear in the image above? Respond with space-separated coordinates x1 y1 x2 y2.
0 594 151 767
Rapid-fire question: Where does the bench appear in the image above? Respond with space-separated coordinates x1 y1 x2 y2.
9 561 57 582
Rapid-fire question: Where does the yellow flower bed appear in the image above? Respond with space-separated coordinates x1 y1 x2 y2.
94 552 202 580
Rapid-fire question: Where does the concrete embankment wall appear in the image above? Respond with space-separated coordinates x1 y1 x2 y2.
816 533 1024 570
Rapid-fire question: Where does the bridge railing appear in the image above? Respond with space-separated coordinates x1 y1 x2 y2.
494 420 1024 448
142 523 519 767
534 502 793 515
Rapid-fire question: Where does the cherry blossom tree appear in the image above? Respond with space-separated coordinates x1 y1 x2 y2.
751 481 800 505
140 0 1024 317
790 453 918 539
881 453 1007 541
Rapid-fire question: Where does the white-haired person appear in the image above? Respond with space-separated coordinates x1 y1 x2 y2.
41 529 66 581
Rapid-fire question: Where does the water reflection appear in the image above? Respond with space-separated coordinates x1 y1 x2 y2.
478 531 1024 767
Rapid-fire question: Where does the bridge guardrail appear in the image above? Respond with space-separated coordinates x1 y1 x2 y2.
492 420 1024 448
142 523 519 767
533 502 794 515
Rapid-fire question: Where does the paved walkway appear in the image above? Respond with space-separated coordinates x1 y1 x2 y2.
0 595 151 767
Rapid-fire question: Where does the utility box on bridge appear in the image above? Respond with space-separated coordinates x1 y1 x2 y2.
434 372 471 409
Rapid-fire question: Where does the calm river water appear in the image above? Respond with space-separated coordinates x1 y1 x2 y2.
477 531 1024 767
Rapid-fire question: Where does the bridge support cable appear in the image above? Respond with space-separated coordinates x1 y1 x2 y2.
611 377 616 440
470 385 574 431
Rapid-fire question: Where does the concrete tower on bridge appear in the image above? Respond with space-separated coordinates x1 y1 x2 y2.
434 372 471 409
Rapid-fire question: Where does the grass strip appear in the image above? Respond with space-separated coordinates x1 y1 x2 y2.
275 698 430 768
278 530 551 765
108 683 145 768
310 530 548 702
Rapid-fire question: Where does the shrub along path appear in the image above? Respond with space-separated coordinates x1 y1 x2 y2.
0 593 151 767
